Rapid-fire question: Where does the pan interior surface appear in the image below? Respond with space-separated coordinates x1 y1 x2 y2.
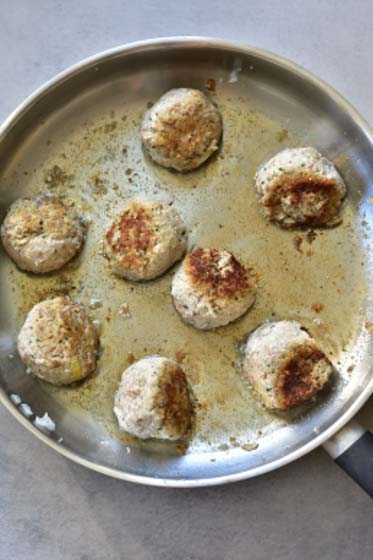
0 40 372 484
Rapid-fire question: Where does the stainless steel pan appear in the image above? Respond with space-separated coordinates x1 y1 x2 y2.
0 37 372 490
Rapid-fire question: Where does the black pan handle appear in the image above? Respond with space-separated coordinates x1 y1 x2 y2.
323 421 373 498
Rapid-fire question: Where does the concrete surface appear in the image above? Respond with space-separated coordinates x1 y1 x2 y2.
0 1 372 559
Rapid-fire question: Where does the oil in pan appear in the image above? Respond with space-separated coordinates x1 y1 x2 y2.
2 77 368 456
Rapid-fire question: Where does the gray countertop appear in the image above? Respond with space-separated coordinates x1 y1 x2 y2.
1 1 372 559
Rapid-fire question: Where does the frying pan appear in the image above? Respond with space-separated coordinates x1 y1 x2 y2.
0 37 372 492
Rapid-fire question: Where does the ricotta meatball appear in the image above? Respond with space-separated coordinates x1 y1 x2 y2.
18 297 99 385
104 198 187 281
172 248 255 330
1 194 85 273
243 320 333 409
141 88 222 172
255 147 346 227
114 356 192 440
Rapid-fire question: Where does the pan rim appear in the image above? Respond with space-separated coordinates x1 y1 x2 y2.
1 35 372 487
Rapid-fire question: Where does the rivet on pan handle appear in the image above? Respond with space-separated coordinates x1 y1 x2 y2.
323 420 373 498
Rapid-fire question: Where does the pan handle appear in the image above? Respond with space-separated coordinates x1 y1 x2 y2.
323 420 373 498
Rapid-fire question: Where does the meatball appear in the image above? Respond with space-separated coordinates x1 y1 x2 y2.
114 356 192 440
242 320 333 409
172 248 255 330
1 194 85 273
18 297 99 385
141 88 222 172
255 147 347 227
104 198 187 281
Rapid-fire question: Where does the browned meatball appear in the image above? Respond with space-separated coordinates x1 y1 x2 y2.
104 198 187 281
172 248 255 329
114 356 192 440
18 297 99 385
243 320 333 409
141 88 222 172
1 195 85 273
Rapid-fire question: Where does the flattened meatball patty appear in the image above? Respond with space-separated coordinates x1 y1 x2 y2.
1 194 85 273
172 248 255 330
141 88 222 172
243 320 333 409
255 147 346 227
114 356 192 440
104 198 187 281
18 297 99 385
